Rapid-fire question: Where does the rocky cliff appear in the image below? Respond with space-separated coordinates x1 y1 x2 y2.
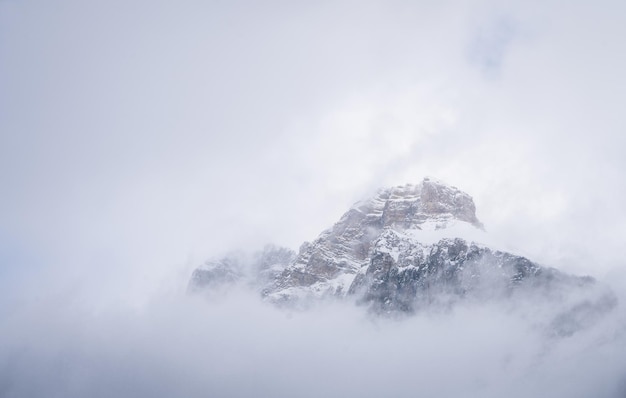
189 178 616 334
265 177 485 302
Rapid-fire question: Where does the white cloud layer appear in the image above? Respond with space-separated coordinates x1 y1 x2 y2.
1 0 626 395
3 290 626 398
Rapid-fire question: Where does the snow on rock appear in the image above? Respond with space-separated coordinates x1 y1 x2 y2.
265 177 485 302
189 177 616 335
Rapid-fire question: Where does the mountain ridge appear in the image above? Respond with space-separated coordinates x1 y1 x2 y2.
189 178 616 334
265 177 486 302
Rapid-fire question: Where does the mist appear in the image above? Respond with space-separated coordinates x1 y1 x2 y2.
2 0 626 396
2 285 626 398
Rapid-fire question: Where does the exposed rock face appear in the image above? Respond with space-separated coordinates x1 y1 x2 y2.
254 245 297 287
266 178 484 301
348 229 604 316
188 245 295 293
189 177 616 335
189 254 245 293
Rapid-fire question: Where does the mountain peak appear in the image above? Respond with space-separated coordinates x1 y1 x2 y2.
190 178 615 337
352 178 483 231
263 178 486 302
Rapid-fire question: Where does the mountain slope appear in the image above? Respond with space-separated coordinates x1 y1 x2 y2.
265 177 485 301
189 178 616 334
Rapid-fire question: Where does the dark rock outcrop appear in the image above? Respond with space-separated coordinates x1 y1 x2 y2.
267 178 484 301
189 178 616 335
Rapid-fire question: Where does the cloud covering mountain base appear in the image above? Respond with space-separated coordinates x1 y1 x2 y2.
2 288 626 398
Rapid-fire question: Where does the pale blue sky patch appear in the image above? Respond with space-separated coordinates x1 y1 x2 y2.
468 15 517 77
0 232 47 316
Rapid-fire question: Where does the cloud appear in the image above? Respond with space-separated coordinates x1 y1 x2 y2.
2 0 626 395
469 15 518 76
2 289 626 398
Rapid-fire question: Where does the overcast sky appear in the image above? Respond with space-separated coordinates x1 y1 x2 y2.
2 1 626 396
3 0 626 309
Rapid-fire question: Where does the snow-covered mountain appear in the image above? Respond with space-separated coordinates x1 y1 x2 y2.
266 177 485 302
189 178 615 333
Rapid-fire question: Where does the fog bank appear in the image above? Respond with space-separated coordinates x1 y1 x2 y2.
2 287 626 398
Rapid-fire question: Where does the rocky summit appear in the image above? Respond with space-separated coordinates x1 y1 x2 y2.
189 177 616 334
265 177 486 302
